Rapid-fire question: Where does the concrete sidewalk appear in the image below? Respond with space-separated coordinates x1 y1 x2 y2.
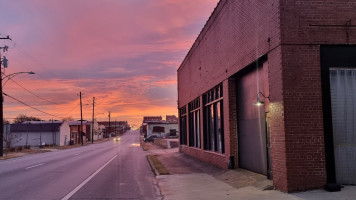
144 142 356 200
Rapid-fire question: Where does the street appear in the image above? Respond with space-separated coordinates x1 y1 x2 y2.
0 130 161 200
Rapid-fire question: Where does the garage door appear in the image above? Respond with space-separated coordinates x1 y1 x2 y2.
237 66 268 176
330 68 356 185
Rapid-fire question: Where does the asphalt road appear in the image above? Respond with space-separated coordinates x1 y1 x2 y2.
0 130 161 200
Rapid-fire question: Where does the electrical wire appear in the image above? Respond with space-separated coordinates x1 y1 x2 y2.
10 42 58 79
5 76 59 105
3 92 61 118
4 39 94 120
62 102 80 117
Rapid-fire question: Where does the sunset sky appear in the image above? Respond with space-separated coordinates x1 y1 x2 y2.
0 0 219 128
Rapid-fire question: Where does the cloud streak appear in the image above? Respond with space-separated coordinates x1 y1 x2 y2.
0 0 219 126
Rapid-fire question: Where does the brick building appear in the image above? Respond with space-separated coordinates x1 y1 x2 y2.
166 115 178 123
141 116 178 137
178 0 356 192
98 121 129 137
143 116 163 122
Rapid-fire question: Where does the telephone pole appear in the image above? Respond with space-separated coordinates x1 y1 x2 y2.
0 35 11 157
80 92 83 145
108 111 111 139
91 97 95 143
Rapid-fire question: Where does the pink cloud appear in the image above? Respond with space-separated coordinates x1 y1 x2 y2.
0 0 219 126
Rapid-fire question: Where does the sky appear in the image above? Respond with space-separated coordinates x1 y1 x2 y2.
0 0 219 128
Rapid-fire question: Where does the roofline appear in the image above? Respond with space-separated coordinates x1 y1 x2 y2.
177 0 227 72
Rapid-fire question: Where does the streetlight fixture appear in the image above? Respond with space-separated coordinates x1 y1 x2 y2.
254 92 269 106
0 71 35 157
2 71 35 86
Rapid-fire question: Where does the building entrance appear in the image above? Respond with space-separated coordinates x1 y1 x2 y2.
321 45 356 187
236 62 269 176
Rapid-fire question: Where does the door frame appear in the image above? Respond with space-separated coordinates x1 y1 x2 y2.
235 55 271 176
320 45 356 191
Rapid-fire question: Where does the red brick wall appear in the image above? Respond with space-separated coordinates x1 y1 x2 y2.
227 78 238 168
178 0 283 188
278 0 356 191
180 145 227 169
177 0 280 106
280 0 356 45
178 0 356 192
268 46 288 191
280 45 327 191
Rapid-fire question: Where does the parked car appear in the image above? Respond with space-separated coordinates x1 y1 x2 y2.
144 135 157 142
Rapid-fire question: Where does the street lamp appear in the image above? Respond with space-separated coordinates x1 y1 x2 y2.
2 71 35 86
0 71 35 157
254 92 269 106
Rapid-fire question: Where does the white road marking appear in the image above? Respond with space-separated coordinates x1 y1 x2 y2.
25 163 45 170
61 155 118 200
74 153 80 156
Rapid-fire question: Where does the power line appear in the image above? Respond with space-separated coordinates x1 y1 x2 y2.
3 92 61 118
10 42 58 79
5 76 59 105
62 102 80 116
4 74 82 118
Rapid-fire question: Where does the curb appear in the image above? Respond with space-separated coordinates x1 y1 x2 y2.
147 155 160 176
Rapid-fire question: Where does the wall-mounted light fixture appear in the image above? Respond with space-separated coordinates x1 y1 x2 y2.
254 92 269 106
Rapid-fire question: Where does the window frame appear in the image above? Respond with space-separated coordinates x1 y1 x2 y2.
179 106 187 145
188 97 201 148
203 84 225 153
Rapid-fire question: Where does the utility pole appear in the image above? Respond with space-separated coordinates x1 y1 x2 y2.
91 97 95 143
0 35 11 157
80 92 83 145
115 120 117 136
108 111 111 140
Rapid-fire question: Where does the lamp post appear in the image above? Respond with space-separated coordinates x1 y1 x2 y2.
0 71 35 157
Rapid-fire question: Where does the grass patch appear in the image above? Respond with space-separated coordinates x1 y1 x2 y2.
0 149 52 160
148 155 169 175
0 154 18 160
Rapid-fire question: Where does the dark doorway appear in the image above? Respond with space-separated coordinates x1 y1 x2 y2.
321 45 356 187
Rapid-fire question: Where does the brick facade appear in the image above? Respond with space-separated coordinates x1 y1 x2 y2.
178 0 356 192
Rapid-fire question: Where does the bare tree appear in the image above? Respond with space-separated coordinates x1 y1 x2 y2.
62 117 74 122
13 114 41 124
3 125 21 151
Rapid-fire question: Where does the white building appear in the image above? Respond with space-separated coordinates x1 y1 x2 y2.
146 122 179 138
5 121 70 147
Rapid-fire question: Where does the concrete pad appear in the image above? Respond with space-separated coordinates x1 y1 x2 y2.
157 173 302 200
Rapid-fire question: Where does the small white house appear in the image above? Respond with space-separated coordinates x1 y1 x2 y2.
6 121 70 147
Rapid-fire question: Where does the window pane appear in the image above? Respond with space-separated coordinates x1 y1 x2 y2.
189 112 194 146
216 102 222 153
203 106 209 150
180 116 187 145
220 100 225 153
196 110 200 148
209 104 215 150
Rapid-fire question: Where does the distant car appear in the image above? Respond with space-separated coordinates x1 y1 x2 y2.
144 135 157 142
167 135 179 139
114 137 121 141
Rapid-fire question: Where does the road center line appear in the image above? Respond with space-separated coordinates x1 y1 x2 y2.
61 155 118 200
25 163 45 170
